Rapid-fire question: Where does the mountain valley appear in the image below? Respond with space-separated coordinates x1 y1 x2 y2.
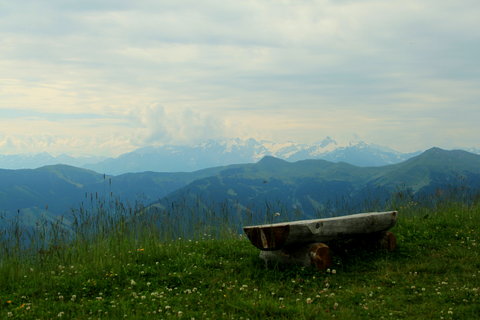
1 147 479 228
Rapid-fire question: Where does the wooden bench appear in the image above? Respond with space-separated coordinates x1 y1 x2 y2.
243 211 398 271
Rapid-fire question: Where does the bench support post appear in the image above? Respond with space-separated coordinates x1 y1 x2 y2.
258 231 397 271
259 242 332 271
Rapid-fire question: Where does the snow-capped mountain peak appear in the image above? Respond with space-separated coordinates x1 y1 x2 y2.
1 137 430 174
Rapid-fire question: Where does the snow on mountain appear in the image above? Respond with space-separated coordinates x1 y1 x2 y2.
319 141 418 167
0 137 433 174
80 138 421 175
466 148 480 155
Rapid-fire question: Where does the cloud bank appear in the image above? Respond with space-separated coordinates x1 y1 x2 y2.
1 0 479 155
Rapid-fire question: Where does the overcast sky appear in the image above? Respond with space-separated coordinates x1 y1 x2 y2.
1 0 479 156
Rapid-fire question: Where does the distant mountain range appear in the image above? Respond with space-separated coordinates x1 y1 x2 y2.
1 147 480 228
0 152 106 170
0 138 426 174
0 164 226 227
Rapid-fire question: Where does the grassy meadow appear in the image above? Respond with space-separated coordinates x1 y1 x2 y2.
0 195 479 319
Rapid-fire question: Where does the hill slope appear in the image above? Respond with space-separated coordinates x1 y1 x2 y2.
1 201 479 319
0 165 103 213
1 148 480 227
0 164 228 225
151 148 480 218
372 148 480 192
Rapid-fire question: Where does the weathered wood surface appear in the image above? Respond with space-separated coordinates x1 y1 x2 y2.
243 211 398 251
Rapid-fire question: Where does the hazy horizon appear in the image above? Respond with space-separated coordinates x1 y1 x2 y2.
1 1 479 157
0 137 478 160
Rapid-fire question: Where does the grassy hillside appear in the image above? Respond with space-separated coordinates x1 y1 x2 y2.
372 148 480 191
0 164 229 224
155 148 480 218
0 199 478 319
0 165 103 214
2 148 480 238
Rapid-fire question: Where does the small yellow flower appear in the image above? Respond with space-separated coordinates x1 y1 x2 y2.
137 248 145 252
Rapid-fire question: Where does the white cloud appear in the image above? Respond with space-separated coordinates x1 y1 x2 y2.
130 103 227 147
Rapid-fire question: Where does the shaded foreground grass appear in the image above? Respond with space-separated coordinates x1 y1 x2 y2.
0 202 479 319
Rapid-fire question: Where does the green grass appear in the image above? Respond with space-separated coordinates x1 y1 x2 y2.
0 201 479 319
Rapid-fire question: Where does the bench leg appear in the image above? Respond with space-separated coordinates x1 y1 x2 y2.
379 231 397 251
259 242 332 271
